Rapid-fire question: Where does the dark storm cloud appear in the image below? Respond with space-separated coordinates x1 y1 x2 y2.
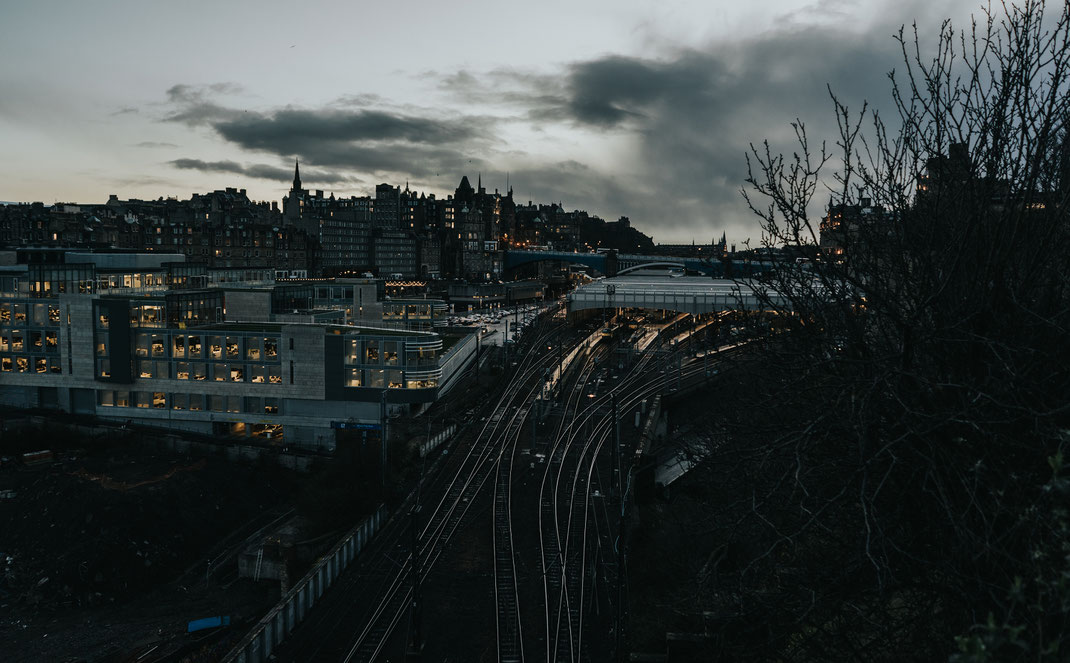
162 84 496 180
156 1 973 242
563 53 725 127
214 109 478 152
452 18 917 241
169 158 352 185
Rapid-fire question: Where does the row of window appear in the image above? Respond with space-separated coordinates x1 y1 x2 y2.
1 355 62 374
0 330 59 353
98 390 280 414
345 368 438 389
382 304 437 320
98 334 282 361
97 301 221 330
98 359 283 383
0 303 62 326
105 333 437 368
343 339 439 367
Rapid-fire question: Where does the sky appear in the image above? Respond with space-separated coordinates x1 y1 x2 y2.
0 0 980 244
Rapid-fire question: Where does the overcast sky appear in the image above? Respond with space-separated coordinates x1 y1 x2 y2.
0 0 979 244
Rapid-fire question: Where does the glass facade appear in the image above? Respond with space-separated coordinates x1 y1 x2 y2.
0 299 63 375
0 267 462 447
119 330 285 385
341 333 443 389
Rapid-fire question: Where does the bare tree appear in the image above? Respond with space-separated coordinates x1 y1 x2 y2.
677 1 1070 660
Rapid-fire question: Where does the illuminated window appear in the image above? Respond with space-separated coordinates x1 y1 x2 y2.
387 370 404 388
346 368 362 387
384 342 398 365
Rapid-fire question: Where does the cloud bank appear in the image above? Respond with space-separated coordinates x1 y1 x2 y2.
162 0 976 242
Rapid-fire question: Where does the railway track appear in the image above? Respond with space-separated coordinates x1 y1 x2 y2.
277 311 739 662
269 313 574 661
339 321 572 662
531 324 736 662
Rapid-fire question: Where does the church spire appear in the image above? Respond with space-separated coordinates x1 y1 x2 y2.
292 159 302 191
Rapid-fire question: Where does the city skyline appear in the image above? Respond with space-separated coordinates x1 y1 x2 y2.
1 0 976 244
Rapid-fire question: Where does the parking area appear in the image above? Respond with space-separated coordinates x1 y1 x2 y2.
446 303 547 346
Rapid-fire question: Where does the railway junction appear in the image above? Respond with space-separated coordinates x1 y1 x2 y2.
265 286 755 662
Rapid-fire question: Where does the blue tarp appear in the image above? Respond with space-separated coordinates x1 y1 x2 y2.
187 615 230 633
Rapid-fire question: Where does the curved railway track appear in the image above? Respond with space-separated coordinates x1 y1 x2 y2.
272 311 574 661
527 331 739 662
339 319 571 662
275 309 737 662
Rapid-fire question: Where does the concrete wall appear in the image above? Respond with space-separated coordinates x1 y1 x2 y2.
65 252 186 269
282 326 325 400
348 281 384 327
223 506 387 663
419 423 457 457
0 385 37 409
224 290 272 322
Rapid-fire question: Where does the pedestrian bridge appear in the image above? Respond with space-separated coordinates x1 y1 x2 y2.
567 276 791 315
504 250 773 278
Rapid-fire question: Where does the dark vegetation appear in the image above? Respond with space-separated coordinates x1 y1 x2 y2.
637 2 1070 660
0 424 298 609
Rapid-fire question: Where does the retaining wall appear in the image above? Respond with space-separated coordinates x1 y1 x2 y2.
222 505 388 663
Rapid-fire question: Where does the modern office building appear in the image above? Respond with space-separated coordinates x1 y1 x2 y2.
0 251 477 450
